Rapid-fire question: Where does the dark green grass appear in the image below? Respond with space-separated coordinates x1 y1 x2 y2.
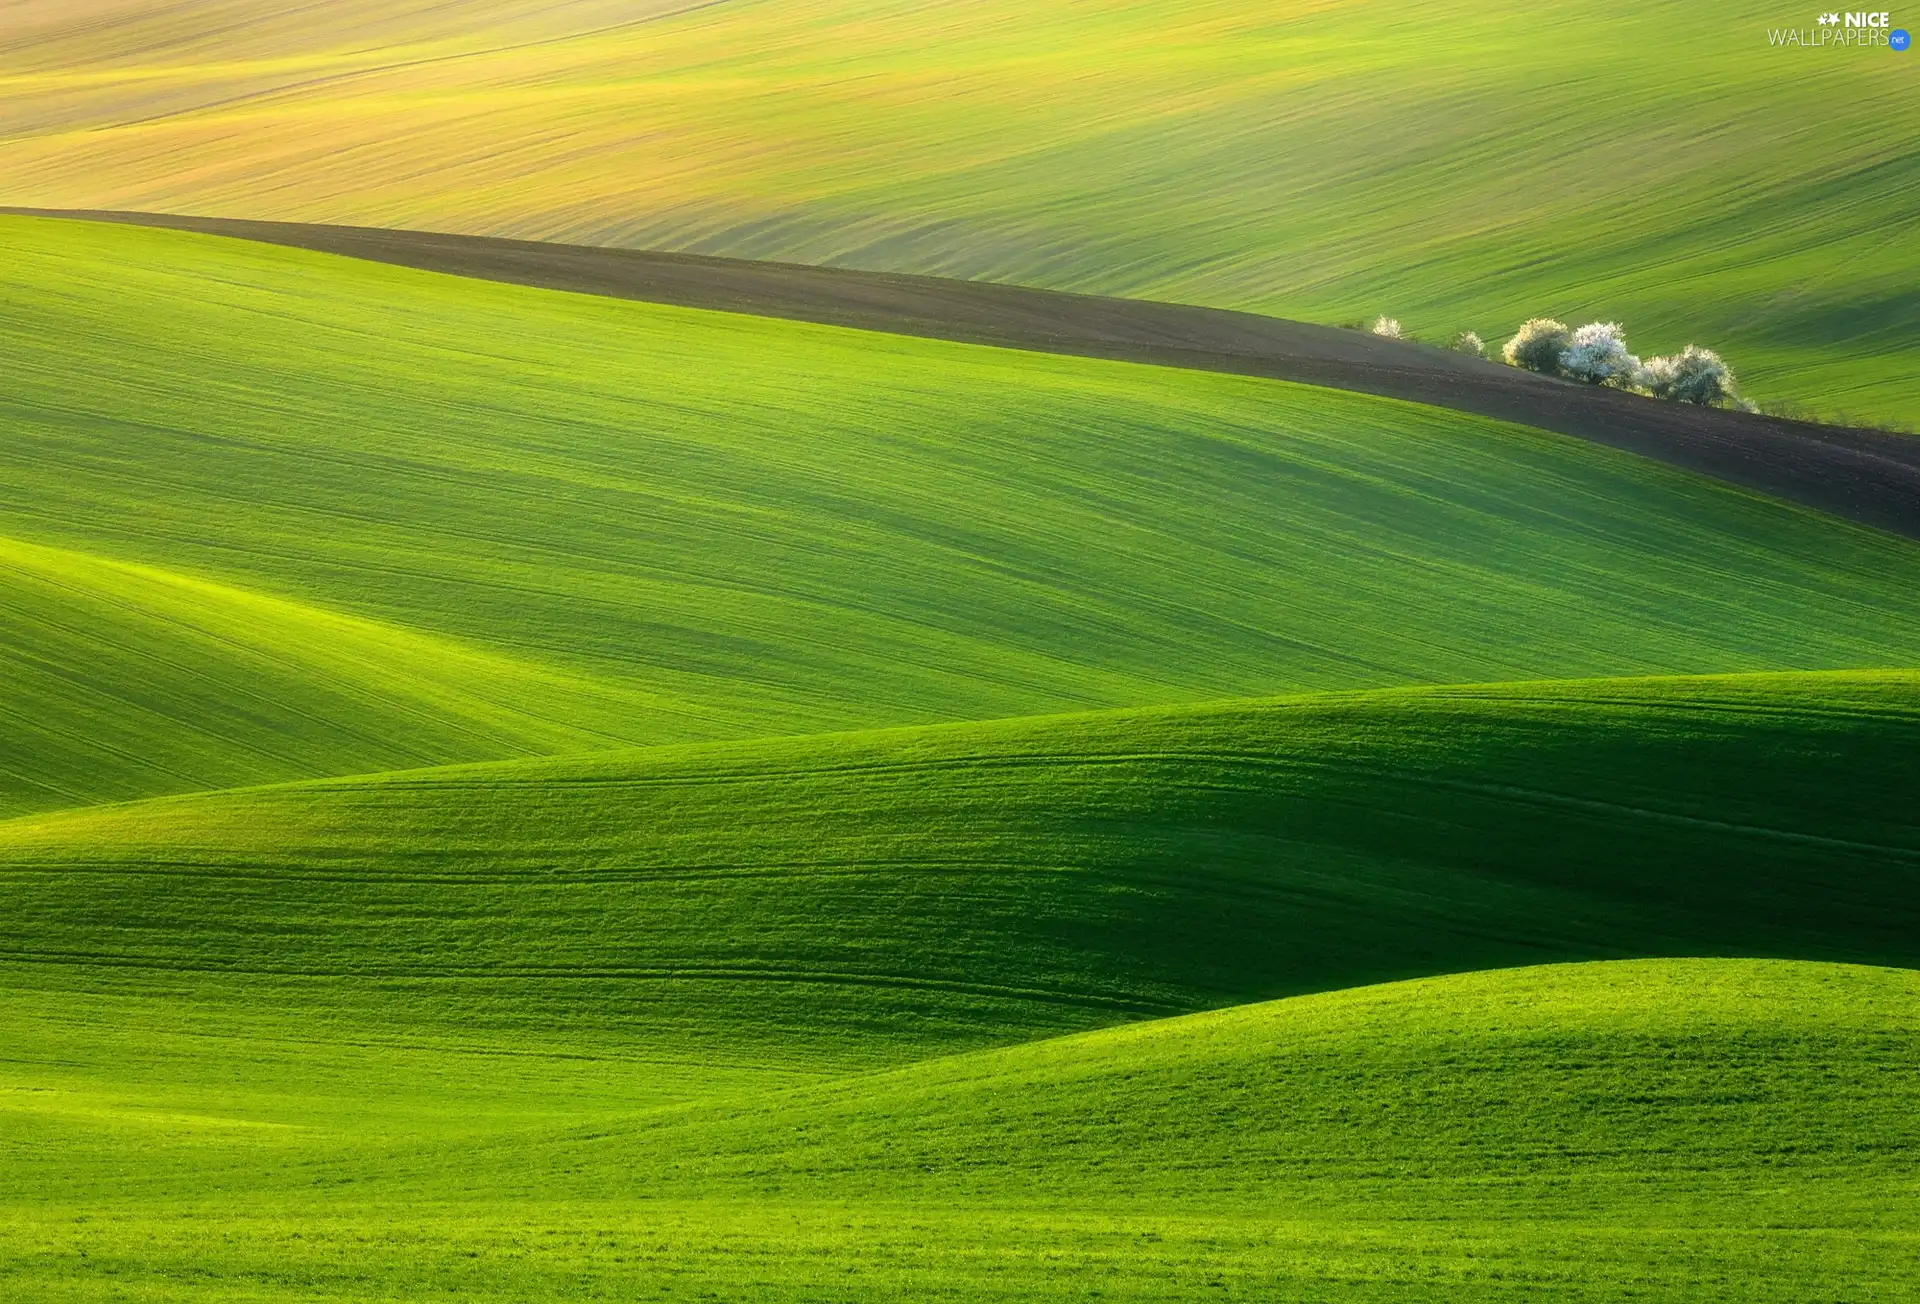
9 216 1920 814
6 671 1915 1069
4 960 1916 1302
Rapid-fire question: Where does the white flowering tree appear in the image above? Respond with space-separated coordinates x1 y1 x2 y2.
1558 322 1640 387
1371 316 1403 339
1642 345 1737 407
1502 319 1570 373
1451 331 1485 357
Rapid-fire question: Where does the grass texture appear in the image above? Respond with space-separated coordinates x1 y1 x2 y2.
0 533 661 814
0 0 1913 422
4 215 1919 1301
8 216 1920 813
3 960 1915 1301
5 671 1918 1069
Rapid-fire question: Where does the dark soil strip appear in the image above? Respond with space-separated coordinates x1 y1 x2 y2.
12 207 1920 540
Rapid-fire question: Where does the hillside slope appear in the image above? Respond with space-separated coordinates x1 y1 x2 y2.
0 534 683 816
21 210 1918 538
579 959 1920 1215
8 217 1920 811
1 0 1910 422
6 961 1916 1302
6 672 1916 1068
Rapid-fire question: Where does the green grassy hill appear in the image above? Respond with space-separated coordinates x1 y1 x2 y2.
2 0 1911 422
8 215 1920 813
588 959 1920 1228
6 960 1915 1301
6 671 1916 1069
2 214 1918 1301
0 533 671 815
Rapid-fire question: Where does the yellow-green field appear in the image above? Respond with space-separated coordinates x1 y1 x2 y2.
2 0 1913 423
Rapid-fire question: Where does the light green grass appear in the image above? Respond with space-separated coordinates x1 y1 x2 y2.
9 216 1920 814
0 533 675 813
1 0 1912 421
4 960 1916 1301
578 959 1920 1218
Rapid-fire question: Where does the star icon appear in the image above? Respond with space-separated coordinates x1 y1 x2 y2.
1818 11 1841 22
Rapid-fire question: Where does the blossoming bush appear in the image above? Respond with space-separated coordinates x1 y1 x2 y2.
1371 316 1403 339
1558 322 1641 387
1502 319 1570 373
1478 314 1755 411
1642 345 1738 407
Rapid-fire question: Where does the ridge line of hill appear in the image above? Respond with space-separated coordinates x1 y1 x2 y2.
0 529 710 817
10 207 1920 541
6 668 1916 1062
1 667 1910 832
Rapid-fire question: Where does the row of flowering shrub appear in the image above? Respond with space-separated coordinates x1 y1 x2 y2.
1370 315 1747 409
1501 319 1744 408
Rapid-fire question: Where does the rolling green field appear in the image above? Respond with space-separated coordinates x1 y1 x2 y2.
7 671 1920 1064
8 216 1920 815
1 0 1913 423
6 949 1918 1299
2 216 1918 1300
5 673 1920 1298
